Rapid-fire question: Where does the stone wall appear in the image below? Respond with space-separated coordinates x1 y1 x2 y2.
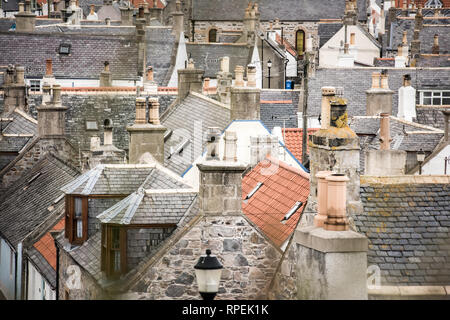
59 248 106 300
130 215 282 300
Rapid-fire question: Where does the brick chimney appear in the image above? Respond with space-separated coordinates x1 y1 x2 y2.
366 71 394 116
171 0 184 37
15 0 36 32
43 59 56 86
308 89 362 217
2 65 27 113
99 61 112 87
197 127 247 216
432 34 440 54
397 74 416 121
177 59 204 101
230 64 260 120
37 84 68 137
127 97 166 164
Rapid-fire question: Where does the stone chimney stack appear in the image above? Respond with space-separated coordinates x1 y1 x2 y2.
197 128 247 216
2 65 27 114
89 119 126 167
343 0 358 25
307 90 362 220
150 0 163 24
15 0 36 32
366 71 394 116
177 59 204 101
234 65 245 87
410 29 421 63
247 65 257 87
432 34 440 54
99 61 112 87
127 97 166 164
242 2 258 45
397 74 417 122
415 5 424 31
216 57 233 105
230 64 260 120
223 130 238 162
120 4 133 26
171 0 184 37
37 84 68 137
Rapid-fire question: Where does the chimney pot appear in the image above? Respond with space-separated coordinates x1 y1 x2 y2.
52 84 61 104
371 72 381 89
224 130 238 162
320 87 336 130
324 174 350 231
314 171 335 228
45 59 53 76
220 56 230 73
205 127 221 160
148 97 161 125
204 77 210 89
432 34 440 54
19 2 25 12
15 66 25 85
380 72 389 89
350 33 356 45
135 97 147 124
146 66 154 82
234 65 245 87
247 65 257 87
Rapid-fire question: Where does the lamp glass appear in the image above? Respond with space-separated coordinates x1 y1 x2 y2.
267 60 272 68
417 152 425 162
195 269 223 293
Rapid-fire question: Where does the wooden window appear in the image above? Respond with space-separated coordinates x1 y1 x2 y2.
101 225 127 278
208 29 217 43
296 30 305 56
65 196 88 244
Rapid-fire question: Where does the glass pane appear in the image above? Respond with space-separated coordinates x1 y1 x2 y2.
442 98 450 105
443 92 450 97
114 251 120 272
432 92 441 97
296 31 305 55
423 98 432 105
76 219 83 238
432 98 441 105
74 198 82 217
112 228 120 249
423 92 432 97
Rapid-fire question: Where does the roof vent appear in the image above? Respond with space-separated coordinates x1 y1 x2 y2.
244 182 263 200
281 201 303 222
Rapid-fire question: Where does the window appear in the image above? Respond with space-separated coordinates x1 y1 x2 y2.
85 120 98 131
59 43 71 55
101 225 127 278
420 91 450 105
296 30 305 56
30 80 41 92
208 28 217 43
281 201 303 222
65 196 88 244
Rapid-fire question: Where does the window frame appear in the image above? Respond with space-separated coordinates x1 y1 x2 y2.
29 80 41 92
420 90 450 106
101 224 127 278
65 195 88 245
208 28 218 43
295 29 306 57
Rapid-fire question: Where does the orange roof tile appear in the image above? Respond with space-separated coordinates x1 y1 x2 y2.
33 219 65 270
242 157 310 248
282 128 319 162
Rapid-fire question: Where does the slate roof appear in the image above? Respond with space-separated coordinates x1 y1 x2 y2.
61 163 189 196
307 67 450 118
416 54 450 67
242 157 310 248
0 32 139 80
97 189 197 225
357 177 450 286
260 89 300 131
0 136 32 153
318 22 343 48
0 18 15 32
374 58 395 67
281 128 319 161
0 154 79 248
161 93 231 175
186 43 251 79
416 106 450 130
192 0 367 22
1 109 37 135
146 27 177 86
97 4 122 21
35 24 136 35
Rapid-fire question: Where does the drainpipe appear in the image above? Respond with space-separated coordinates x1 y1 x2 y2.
15 242 23 300
50 230 60 300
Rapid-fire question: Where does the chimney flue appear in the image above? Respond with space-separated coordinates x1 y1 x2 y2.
371 72 381 89
135 97 147 124
320 87 336 130
314 171 334 228
223 130 238 162
234 65 244 87
148 98 160 125
52 84 61 104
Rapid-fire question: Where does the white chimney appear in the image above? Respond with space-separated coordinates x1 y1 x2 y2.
397 74 416 122
337 43 355 68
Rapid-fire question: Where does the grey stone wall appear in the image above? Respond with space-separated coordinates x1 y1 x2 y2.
88 198 123 237
127 227 175 271
130 215 282 300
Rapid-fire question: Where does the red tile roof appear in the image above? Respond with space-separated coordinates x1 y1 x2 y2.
33 219 65 270
275 33 297 57
242 157 310 247
282 128 319 162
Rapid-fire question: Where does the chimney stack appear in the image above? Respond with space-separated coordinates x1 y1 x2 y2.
103 119 113 145
415 5 424 31
379 113 392 150
217 57 233 105
397 74 416 122
43 59 56 86
171 0 184 37
410 29 421 62
177 59 204 101
120 4 133 26
205 127 221 161
432 34 440 54
320 87 336 130
144 66 158 94
242 2 259 45
150 0 163 24
15 0 36 32
127 97 166 164
366 71 394 116
87 4 98 20
3 65 27 113
230 65 260 120
99 61 112 87
37 84 68 138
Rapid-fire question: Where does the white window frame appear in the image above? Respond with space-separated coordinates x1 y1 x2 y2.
29 80 41 92
419 90 450 106
425 0 443 8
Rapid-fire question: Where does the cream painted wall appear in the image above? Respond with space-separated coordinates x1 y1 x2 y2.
418 144 450 175
319 25 380 68
27 261 55 300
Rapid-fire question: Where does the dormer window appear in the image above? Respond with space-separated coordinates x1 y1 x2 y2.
65 196 88 244
59 43 71 55
101 225 127 278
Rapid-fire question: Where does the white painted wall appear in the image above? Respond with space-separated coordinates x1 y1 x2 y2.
26 78 141 90
418 145 450 175
0 238 15 300
27 261 55 300
168 32 188 87
319 25 380 68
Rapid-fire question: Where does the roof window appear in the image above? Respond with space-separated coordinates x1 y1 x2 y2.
281 201 303 222
245 182 263 200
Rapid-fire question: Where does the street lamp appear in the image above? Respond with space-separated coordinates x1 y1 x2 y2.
267 59 272 89
194 249 223 301
417 149 425 175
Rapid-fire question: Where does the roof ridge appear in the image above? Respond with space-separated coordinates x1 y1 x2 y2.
265 155 310 180
390 115 444 132
189 91 230 110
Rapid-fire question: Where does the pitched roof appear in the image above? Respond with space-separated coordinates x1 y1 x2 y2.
0 154 79 248
282 128 319 161
146 26 177 86
161 92 231 175
186 43 251 79
260 89 300 131
416 105 450 130
61 163 189 196
192 0 367 22
0 32 139 80
242 157 310 247
357 176 450 286
318 22 343 48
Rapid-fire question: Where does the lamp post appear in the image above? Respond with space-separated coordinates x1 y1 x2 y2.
417 149 425 175
267 59 272 89
194 249 223 301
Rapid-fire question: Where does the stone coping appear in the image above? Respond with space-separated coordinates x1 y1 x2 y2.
361 175 450 185
197 160 248 172
126 123 166 132
294 226 368 253
369 286 450 298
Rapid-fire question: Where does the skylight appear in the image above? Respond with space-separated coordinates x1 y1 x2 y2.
281 201 303 222
245 182 263 200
